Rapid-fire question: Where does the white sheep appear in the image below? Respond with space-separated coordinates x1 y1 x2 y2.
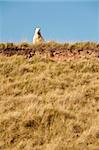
32 27 45 45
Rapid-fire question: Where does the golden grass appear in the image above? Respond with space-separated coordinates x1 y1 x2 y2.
0 41 99 60
0 55 99 150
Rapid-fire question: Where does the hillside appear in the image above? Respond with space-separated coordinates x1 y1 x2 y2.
0 42 99 60
0 42 99 150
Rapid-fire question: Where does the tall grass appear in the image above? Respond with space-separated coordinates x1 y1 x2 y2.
0 55 99 149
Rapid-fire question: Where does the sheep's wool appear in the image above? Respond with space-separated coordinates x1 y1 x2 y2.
33 28 44 44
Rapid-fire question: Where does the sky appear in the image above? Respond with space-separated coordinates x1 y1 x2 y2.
0 0 99 43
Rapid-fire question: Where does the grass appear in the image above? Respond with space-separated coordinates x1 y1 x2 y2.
0 41 99 59
0 49 99 149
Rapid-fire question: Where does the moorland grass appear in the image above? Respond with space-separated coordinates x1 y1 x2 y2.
0 55 99 150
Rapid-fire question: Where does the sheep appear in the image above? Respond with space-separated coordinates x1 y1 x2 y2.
32 27 45 45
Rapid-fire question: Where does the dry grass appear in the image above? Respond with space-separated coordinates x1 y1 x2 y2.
0 42 99 59
0 47 99 149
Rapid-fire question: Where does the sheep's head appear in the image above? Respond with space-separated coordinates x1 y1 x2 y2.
35 27 40 34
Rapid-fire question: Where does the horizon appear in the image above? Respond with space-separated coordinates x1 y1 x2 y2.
0 0 99 43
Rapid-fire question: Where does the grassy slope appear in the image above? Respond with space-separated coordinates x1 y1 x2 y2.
0 53 99 149
0 42 99 59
